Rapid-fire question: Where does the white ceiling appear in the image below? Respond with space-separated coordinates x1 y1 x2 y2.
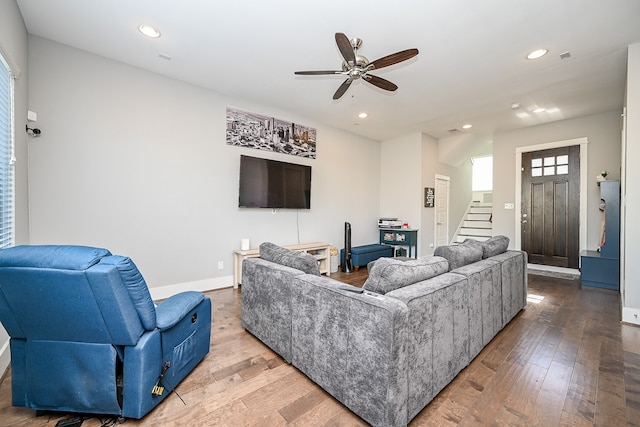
16 0 640 143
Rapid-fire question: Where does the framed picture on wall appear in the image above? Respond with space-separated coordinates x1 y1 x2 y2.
425 187 435 207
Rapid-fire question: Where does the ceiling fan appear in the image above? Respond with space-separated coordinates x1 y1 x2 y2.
294 32 419 100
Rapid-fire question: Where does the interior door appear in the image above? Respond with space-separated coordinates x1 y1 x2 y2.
521 146 580 268
435 176 450 247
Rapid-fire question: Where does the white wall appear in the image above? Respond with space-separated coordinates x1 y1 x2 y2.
379 132 422 233
0 0 29 383
27 36 382 293
623 43 640 325
380 132 472 257
492 111 622 249
423 133 472 252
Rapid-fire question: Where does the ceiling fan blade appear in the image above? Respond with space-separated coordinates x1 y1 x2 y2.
335 32 355 64
369 48 419 70
295 70 342 75
363 74 398 92
333 78 353 100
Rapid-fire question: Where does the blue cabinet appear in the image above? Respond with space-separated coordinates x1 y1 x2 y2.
379 228 418 258
580 180 620 290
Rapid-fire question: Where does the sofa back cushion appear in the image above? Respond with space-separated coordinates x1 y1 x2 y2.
463 235 510 259
259 242 321 276
434 244 483 270
363 256 449 295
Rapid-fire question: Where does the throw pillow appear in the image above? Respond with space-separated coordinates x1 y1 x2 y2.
480 235 510 258
363 256 449 295
434 243 483 270
259 242 321 276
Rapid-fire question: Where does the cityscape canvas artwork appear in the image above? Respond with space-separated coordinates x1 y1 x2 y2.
226 105 317 159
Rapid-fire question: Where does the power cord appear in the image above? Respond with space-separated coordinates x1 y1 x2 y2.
54 414 125 427
99 416 125 426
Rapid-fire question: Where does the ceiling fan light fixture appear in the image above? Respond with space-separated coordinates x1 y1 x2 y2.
527 48 548 60
294 32 418 100
139 25 161 38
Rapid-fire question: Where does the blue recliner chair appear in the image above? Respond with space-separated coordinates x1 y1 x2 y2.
0 245 212 419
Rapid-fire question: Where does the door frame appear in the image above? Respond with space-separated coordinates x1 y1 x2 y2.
514 137 589 256
434 174 450 249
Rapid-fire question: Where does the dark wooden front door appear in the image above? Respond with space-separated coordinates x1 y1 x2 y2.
521 146 580 268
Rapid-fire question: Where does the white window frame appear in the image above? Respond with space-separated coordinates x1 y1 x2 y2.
0 51 16 249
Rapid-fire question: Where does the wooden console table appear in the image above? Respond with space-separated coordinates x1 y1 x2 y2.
232 242 331 288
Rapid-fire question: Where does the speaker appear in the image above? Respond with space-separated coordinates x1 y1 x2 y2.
343 222 353 273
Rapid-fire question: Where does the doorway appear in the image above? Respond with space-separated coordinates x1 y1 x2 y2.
434 175 450 247
521 146 580 268
515 137 588 270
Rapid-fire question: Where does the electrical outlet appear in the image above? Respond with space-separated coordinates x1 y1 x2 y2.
217 261 223 270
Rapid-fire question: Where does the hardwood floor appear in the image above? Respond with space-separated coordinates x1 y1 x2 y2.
1 270 639 426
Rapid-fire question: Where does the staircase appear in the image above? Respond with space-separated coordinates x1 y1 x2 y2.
453 202 493 243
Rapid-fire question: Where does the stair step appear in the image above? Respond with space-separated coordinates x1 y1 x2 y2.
466 213 492 221
460 227 494 237
455 235 491 243
469 206 492 214
463 220 492 228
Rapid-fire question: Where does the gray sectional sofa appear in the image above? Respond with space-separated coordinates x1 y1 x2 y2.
241 239 527 426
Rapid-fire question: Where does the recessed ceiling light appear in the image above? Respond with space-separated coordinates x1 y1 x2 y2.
462 124 472 129
358 112 368 118
526 48 548 60
511 102 521 110
532 107 546 113
138 25 161 38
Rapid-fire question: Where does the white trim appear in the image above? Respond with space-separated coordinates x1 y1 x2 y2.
621 108 627 304
0 41 21 79
514 137 589 253
622 307 640 326
434 174 450 250
148 275 234 301
0 337 9 380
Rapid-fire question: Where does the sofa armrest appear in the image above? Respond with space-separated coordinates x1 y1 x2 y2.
155 291 205 331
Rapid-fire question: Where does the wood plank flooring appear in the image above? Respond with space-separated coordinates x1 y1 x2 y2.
1 270 638 426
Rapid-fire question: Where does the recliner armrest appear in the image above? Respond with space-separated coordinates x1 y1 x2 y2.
155 291 205 331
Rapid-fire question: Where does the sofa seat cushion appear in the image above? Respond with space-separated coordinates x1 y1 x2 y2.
259 242 320 276
363 256 449 295
463 235 510 259
434 243 483 270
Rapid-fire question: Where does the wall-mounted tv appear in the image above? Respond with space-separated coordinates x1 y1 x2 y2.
238 155 311 209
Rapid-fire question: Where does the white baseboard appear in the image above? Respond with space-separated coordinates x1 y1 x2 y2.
0 337 10 380
148 275 234 301
622 306 640 326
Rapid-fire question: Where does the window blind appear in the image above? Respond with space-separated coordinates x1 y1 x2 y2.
0 54 15 248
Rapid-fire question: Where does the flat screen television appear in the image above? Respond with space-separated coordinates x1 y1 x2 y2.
238 155 311 209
